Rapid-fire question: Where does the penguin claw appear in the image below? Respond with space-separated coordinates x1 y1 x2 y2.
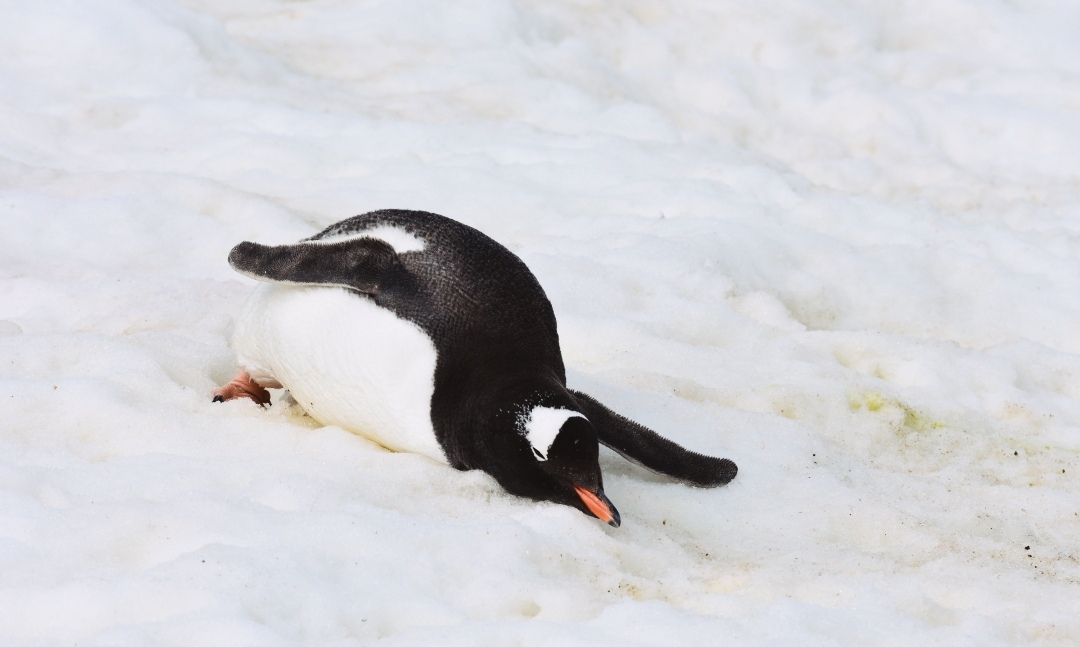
212 370 273 406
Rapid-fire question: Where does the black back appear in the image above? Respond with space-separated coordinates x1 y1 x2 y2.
310 210 564 377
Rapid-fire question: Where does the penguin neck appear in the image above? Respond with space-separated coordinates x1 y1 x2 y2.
502 375 580 418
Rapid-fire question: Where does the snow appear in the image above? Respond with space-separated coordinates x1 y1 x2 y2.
2 0 1080 644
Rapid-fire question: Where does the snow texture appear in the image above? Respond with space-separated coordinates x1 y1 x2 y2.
2 0 1080 645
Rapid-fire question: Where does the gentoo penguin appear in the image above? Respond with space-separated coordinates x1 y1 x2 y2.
214 210 736 526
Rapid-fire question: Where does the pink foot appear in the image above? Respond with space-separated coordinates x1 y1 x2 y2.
212 370 272 406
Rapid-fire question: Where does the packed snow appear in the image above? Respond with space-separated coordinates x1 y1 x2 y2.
3 0 1080 644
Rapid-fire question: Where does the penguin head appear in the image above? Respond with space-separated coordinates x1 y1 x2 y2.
518 406 621 527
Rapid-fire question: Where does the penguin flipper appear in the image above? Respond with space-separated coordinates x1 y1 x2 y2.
569 390 737 487
228 238 400 294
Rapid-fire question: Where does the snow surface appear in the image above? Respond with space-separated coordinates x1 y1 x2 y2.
3 0 1080 644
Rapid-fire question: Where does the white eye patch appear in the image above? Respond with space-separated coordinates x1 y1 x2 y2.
523 406 587 461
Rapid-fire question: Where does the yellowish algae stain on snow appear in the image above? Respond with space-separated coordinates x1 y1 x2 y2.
848 391 945 433
703 564 754 594
841 390 1080 492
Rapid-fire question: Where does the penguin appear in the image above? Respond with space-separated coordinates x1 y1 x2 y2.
213 209 736 526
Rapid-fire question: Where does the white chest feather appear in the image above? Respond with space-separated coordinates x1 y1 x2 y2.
232 283 445 463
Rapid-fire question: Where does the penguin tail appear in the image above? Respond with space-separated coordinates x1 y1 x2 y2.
569 390 737 487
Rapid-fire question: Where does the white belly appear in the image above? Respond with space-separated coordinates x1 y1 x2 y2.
231 283 446 463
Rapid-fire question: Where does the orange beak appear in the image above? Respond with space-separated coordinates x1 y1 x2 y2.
574 485 620 527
